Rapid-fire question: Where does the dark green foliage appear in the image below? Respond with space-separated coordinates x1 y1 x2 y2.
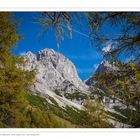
64 92 88 101
26 93 111 128
54 89 63 97
26 93 78 127
64 106 87 126
109 106 140 128
83 99 112 128
94 62 140 127
26 93 82 126
26 93 49 109
26 93 76 128
48 96 59 106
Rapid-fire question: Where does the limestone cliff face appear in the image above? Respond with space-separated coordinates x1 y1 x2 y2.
23 48 89 96
85 60 118 86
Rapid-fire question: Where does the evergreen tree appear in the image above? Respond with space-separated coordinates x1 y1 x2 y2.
0 12 35 127
84 99 111 128
87 12 140 61
86 12 140 127
39 12 81 45
0 13 80 128
95 62 140 127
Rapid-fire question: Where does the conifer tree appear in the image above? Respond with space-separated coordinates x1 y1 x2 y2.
95 62 140 127
0 13 78 128
84 99 111 128
0 12 35 127
86 12 140 127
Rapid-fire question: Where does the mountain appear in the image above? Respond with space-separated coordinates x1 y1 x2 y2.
85 61 131 127
23 48 89 109
85 60 118 86
22 50 130 128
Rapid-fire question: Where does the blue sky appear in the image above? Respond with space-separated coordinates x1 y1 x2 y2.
12 12 104 80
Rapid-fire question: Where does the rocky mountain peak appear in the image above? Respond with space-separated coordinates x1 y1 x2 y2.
37 48 57 60
23 48 89 96
96 60 118 74
85 60 118 86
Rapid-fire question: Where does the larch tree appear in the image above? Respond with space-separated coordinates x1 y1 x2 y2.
87 12 140 127
0 12 35 127
39 12 140 127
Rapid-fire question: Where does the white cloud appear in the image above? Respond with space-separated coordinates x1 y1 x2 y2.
102 40 118 53
102 44 112 53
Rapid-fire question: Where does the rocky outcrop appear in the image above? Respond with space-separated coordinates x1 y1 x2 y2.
24 48 89 93
23 48 89 107
85 60 118 86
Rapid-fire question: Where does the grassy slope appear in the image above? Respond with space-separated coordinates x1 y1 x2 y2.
26 93 88 128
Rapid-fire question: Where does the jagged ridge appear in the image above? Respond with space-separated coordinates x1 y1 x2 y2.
23 48 89 108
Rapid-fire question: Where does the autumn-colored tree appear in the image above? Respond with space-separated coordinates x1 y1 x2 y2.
39 12 83 46
94 62 140 127
83 98 111 128
87 12 140 127
0 12 35 127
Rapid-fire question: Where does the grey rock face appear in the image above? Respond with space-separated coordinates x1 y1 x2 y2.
85 60 118 86
95 60 118 74
85 61 130 127
23 48 89 95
